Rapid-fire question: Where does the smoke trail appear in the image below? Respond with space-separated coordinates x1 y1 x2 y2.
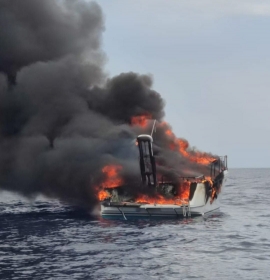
0 0 217 209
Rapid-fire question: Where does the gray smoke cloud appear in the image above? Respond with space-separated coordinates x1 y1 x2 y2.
0 0 218 209
0 0 104 84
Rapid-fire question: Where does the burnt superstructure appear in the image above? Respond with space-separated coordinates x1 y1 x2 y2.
100 132 228 219
137 134 157 188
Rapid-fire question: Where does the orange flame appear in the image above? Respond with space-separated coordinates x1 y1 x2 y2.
98 190 110 201
161 122 216 165
203 177 218 204
135 181 190 205
136 194 184 205
203 176 213 185
165 129 173 136
180 181 190 200
97 164 123 201
131 113 152 127
101 165 123 188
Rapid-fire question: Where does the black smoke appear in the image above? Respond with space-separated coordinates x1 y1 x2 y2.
0 0 104 85
0 0 217 209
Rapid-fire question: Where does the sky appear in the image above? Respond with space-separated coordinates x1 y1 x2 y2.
95 0 270 168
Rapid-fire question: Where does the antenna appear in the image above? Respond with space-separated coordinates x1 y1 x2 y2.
150 119 157 137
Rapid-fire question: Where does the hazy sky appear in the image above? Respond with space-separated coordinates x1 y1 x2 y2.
95 0 270 168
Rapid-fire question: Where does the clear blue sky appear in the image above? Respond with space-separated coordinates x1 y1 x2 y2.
95 0 270 168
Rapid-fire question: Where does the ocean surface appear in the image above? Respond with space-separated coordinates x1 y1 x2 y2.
0 168 269 280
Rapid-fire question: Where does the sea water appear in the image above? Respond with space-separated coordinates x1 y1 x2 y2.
0 168 269 280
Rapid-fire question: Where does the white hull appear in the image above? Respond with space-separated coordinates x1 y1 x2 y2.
101 170 228 220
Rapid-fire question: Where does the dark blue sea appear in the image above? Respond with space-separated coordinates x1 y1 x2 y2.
0 169 269 280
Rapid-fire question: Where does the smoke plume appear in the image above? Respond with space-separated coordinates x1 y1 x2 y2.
0 0 217 209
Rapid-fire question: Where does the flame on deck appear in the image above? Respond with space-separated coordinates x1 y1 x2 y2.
97 165 123 200
135 194 184 205
98 190 109 201
135 180 190 205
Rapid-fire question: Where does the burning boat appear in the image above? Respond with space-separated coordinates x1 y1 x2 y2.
99 127 228 219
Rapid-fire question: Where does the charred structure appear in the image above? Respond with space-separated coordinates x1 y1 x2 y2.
101 141 228 219
101 132 227 205
137 135 157 188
